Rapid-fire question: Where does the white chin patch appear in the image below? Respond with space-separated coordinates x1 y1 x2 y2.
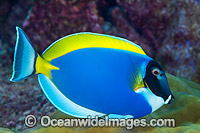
135 88 165 113
164 95 172 104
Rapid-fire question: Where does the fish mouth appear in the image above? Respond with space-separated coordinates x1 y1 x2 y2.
164 95 175 104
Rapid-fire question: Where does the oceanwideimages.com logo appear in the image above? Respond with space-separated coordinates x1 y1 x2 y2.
25 115 175 129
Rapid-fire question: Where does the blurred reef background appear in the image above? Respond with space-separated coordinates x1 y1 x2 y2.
0 0 200 132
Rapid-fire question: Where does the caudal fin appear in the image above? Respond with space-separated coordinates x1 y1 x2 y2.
10 27 59 82
10 27 38 82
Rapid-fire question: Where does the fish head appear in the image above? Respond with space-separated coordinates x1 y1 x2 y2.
143 60 174 104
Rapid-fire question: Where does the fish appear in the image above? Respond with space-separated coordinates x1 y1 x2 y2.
10 27 174 118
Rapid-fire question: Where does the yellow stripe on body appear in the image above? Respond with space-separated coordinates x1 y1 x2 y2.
42 33 146 61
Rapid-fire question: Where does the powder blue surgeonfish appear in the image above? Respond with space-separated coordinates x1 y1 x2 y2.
10 27 174 118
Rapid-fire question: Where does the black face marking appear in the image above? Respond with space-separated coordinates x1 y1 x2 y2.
143 60 174 104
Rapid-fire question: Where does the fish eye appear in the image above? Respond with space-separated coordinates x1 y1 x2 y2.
152 68 160 76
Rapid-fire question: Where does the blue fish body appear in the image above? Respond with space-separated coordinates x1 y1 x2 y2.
49 48 152 118
10 27 174 119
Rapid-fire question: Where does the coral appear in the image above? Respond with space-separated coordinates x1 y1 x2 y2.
156 1 200 82
0 0 34 69
0 0 34 46
0 67 56 131
109 7 153 55
23 0 104 54
117 0 176 56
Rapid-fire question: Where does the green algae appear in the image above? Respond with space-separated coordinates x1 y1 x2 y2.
0 128 13 133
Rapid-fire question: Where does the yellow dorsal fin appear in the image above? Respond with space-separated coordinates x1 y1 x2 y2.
35 54 59 78
42 32 146 61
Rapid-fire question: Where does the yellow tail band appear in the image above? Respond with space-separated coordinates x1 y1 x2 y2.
35 54 59 79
